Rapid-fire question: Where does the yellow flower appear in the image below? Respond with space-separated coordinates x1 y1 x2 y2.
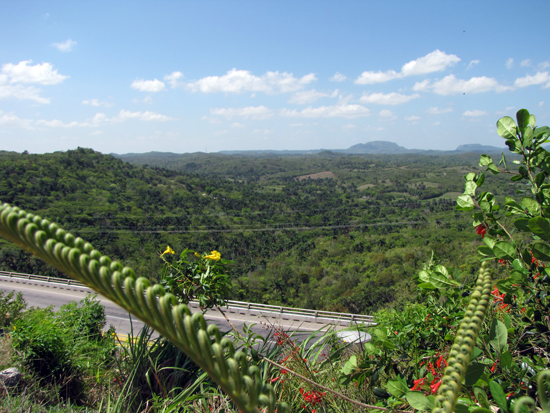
194 252 201 258
162 246 175 256
204 250 221 261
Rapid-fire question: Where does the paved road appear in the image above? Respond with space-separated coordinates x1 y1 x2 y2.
0 277 360 344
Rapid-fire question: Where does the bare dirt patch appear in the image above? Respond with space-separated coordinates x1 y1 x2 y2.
295 171 337 181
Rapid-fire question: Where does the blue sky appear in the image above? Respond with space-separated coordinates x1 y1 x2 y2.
1 1 549 154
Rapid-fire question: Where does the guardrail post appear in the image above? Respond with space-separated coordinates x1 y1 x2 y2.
315 311 318 322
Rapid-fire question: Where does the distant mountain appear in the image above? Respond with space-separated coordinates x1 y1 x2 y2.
114 141 506 160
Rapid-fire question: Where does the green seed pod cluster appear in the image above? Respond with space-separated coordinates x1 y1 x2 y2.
432 262 493 413
0 202 288 413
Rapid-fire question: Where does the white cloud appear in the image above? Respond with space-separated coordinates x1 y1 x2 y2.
52 39 77 52
213 130 228 136
355 70 400 85
280 104 370 118
90 130 102 135
253 129 273 135
414 74 511 95
0 83 50 104
0 111 34 129
330 72 347 82
467 60 480 70
379 109 395 118
164 71 184 88
289 123 305 127
514 72 550 88
355 49 460 84
401 49 460 76
36 119 83 128
463 110 486 117
342 124 356 130
231 122 245 128
426 107 453 114
506 58 514 69
540 101 544 107
115 110 173 122
521 59 531 67
289 89 329 104
405 115 420 121
201 116 222 124
187 69 316 94
82 99 113 107
539 61 550 70
1 60 68 84
36 110 174 128
359 92 419 105
131 79 165 92
210 106 274 119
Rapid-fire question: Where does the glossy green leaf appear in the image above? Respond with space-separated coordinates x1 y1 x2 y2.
535 172 546 188
489 380 508 413
464 181 476 196
465 172 477 181
514 218 530 232
500 350 512 370
465 362 486 386
418 270 430 282
522 127 533 148
454 403 470 413
497 116 517 139
517 109 530 134
479 154 493 166
522 197 541 216
470 347 483 361
457 195 474 211
487 163 500 175
434 264 449 276
492 241 515 261
386 379 408 398
417 282 437 290
473 387 491 410
531 242 550 261
476 172 485 187
429 271 460 288
477 246 494 256
405 391 434 411
489 319 508 353
528 217 550 241
529 114 536 127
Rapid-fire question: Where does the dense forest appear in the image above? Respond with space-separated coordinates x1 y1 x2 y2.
0 148 514 313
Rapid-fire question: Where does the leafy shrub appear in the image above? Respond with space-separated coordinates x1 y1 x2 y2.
0 290 26 329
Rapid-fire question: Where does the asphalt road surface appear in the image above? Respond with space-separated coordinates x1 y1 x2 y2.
0 277 352 345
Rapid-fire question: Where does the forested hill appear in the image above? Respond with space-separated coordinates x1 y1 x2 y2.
0 148 511 313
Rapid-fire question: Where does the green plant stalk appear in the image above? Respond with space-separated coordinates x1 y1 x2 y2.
432 262 493 413
0 202 287 413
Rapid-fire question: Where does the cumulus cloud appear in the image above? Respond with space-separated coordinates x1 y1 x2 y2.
359 92 420 105
0 61 69 104
0 111 34 129
280 104 370 118
230 122 245 128
82 99 113 107
288 89 329 104
379 109 395 118
426 107 453 114
539 61 550 70
514 72 550 88
210 106 274 120
164 71 184 88
187 69 316 94
405 115 420 121
253 129 273 135
521 59 531 67
52 39 77 52
330 72 347 82
355 50 460 84
36 110 174 128
414 74 511 95
506 58 514 69
131 79 165 92
463 110 486 117
2 60 68 85
467 60 480 70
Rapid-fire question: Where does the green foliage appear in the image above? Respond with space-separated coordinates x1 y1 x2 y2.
0 289 27 328
160 247 233 309
0 202 287 413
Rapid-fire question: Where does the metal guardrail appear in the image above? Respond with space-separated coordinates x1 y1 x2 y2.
0 271 375 325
